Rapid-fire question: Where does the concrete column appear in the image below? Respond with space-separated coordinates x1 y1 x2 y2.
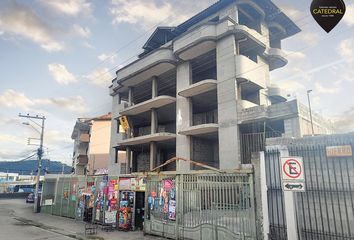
150 142 157 171
117 93 121 104
128 87 133 106
125 147 131 174
259 89 269 106
151 108 157 134
176 61 192 172
216 34 241 169
152 76 158 98
150 107 158 169
109 93 121 175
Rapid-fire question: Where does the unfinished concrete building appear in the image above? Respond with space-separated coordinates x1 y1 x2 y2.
108 0 332 174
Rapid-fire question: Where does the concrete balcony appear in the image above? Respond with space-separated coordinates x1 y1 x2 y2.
240 100 258 109
114 48 177 93
235 55 267 89
267 85 287 103
174 23 217 60
264 47 288 71
178 123 218 136
117 132 176 146
79 133 90 142
112 102 128 119
76 154 88 166
178 79 217 97
119 96 176 116
173 18 266 61
238 100 298 124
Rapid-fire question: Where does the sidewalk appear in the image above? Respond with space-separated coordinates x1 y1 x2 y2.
8 199 164 240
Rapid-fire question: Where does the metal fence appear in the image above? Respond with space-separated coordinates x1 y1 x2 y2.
241 132 282 164
265 137 354 240
41 175 93 219
144 171 257 240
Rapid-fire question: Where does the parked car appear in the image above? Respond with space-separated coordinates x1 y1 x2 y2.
26 193 35 203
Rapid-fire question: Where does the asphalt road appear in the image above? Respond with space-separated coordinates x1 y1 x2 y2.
0 199 74 240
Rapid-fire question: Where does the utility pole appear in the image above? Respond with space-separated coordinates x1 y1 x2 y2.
19 113 45 213
306 90 315 136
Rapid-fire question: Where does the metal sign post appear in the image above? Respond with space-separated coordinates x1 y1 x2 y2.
281 157 306 192
279 147 301 240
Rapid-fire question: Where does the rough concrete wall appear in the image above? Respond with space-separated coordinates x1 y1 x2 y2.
193 109 218 125
136 152 150 172
160 148 176 171
284 117 301 138
192 137 218 169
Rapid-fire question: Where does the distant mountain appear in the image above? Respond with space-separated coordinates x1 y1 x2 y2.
0 159 72 175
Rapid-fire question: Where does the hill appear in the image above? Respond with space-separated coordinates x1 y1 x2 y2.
0 159 72 175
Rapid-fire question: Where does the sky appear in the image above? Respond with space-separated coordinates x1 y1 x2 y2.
0 0 354 166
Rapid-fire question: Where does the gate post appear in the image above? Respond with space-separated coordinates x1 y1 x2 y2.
252 152 270 239
279 146 299 240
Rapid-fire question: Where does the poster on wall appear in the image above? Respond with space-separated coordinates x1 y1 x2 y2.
131 177 146 191
119 178 131 190
104 210 117 224
168 200 176 220
95 209 101 221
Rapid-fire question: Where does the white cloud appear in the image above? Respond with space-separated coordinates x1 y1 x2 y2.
0 134 26 145
276 4 302 22
38 0 92 16
315 82 340 94
35 96 89 113
333 106 354 133
296 32 320 47
84 68 114 88
98 53 116 64
0 89 34 109
83 41 94 49
45 130 72 144
337 38 354 61
278 80 305 92
0 115 22 126
110 0 189 29
343 3 354 26
73 24 91 38
0 2 64 52
285 50 306 61
0 89 88 113
48 63 77 85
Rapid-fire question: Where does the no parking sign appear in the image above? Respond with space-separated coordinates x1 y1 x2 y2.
281 157 306 191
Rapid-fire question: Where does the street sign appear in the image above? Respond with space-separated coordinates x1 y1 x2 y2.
119 116 130 131
281 156 305 192
281 157 304 181
282 182 306 192
326 145 352 157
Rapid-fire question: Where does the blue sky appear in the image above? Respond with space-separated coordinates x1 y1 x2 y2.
0 0 354 165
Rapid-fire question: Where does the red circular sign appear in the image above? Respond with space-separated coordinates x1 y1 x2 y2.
282 159 302 178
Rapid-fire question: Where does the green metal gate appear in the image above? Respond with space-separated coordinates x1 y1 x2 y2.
144 170 257 240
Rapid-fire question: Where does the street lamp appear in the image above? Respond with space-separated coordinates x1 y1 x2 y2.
19 113 45 213
306 90 314 136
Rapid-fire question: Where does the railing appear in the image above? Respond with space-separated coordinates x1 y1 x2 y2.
265 136 354 240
